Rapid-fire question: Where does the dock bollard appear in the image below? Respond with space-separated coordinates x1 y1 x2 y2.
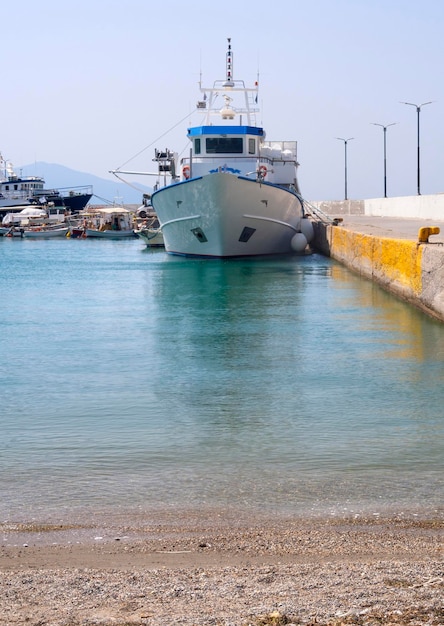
417 226 440 244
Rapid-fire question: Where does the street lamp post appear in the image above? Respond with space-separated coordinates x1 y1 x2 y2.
336 137 354 200
401 101 432 195
371 122 396 198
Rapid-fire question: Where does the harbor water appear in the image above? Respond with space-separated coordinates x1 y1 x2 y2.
1 238 443 524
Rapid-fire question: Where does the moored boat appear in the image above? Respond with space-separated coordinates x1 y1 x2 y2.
1 207 41 235
22 224 69 238
133 200 164 247
0 153 93 213
147 39 311 258
0 206 70 238
2 224 69 238
134 223 164 247
69 207 135 239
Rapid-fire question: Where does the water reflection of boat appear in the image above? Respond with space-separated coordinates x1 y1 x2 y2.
69 207 135 239
148 39 310 258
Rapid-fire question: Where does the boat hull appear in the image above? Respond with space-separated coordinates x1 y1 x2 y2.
0 197 31 209
60 192 92 212
84 228 135 239
134 228 164 247
1 225 69 238
23 226 69 238
151 172 304 257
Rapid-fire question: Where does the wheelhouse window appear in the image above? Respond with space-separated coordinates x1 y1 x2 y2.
194 138 201 154
206 137 243 154
248 138 255 154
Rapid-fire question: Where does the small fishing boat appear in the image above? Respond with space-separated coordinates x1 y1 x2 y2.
146 39 311 258
70 207 135 239
133 203 164 247
3 225 69 238
1 208 28 236
22 224 69 238
134 223 164 247
0 206 68 237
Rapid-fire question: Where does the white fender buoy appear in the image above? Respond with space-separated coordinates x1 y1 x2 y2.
300 218 314 243
291 232 308 252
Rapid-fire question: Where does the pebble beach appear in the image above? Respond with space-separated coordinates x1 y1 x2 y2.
1 510 443 625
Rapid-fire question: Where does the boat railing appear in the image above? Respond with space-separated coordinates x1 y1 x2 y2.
180 155 258 166
179 156 298 171
35 185 93 196
180 153 297 168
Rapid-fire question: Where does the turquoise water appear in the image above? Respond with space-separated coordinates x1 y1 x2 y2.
1 237 443 523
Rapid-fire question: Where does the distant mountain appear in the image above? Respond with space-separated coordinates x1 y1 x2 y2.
20 162 152 206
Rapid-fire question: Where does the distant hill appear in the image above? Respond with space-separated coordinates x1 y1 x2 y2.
19 162 152 206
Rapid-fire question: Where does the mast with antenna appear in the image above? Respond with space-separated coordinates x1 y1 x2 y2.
224 37 234 87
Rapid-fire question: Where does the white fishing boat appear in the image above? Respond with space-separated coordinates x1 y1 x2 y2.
70 207 135 239
2 225 69 238
145 39 311 258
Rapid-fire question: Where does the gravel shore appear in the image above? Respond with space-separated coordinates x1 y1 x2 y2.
1 511 443 625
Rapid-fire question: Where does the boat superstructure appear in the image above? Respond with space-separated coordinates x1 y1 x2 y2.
149 38 311 258
0 156 45 208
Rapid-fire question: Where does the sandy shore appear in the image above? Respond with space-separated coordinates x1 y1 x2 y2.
0 510 443 625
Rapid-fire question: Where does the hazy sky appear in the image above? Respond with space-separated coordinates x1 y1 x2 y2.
2 0 442 200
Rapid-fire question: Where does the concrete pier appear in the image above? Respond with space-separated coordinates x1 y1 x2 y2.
310 197 444 322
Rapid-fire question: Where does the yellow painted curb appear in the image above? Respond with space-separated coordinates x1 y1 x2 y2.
330 228 423 295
